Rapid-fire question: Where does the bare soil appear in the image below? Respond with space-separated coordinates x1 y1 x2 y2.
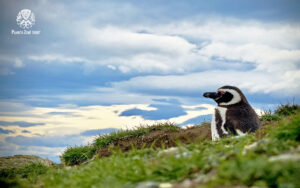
97 123 211 158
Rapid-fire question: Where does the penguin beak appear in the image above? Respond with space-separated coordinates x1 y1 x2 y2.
203 92 222 99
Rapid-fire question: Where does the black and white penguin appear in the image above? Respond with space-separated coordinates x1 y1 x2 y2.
203 85 261 141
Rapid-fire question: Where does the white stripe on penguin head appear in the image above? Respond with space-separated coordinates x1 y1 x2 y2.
218 89 241 106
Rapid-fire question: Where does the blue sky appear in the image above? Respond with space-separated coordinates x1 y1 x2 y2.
0 0 300 163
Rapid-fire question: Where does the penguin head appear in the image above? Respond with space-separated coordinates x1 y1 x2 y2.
203 85 248 106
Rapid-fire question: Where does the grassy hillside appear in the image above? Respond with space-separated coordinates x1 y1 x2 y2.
61 122 211 166
0 155 54 170
1 104 299 188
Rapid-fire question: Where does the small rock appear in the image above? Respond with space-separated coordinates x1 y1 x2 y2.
269 153 300 162
195 174 208 183
159 182 173 188
181 179 192 187
242 139 269 155
175 151 190 159
136 181 159 188
157 147 188 157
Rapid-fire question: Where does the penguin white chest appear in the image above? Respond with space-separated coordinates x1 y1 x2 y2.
211 107 228 141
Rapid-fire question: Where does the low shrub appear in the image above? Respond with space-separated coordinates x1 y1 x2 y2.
260 103 300 122
61 146 94 165
260 110 282 122
274 103 300 116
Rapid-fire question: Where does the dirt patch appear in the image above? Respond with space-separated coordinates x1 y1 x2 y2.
97 123 211 158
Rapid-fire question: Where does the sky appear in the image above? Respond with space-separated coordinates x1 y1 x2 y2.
0 0 300 163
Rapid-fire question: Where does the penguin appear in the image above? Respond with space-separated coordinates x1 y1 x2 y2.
203 85 261 141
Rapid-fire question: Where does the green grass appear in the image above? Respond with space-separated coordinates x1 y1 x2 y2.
62 122 180 165
271 111 300 141
212 111 300 188
0 163 49 187
216 156 299 188
61 104 299 166
93 122 179 148
61 146 95 165
43 110 300 187
2 104 300 188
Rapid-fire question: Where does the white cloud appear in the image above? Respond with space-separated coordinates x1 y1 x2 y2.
199 42 300 73
93 20 298 94
112 69 299 96
142 20 300 49
104 52 206 73
28 54 89 64
84 26 196 54
15 17 300 97
170 104 214 124
0 102 211 138
28 19 300 76
79 26 206 73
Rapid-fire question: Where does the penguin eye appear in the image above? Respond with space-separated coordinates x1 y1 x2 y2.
217 90 225 95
